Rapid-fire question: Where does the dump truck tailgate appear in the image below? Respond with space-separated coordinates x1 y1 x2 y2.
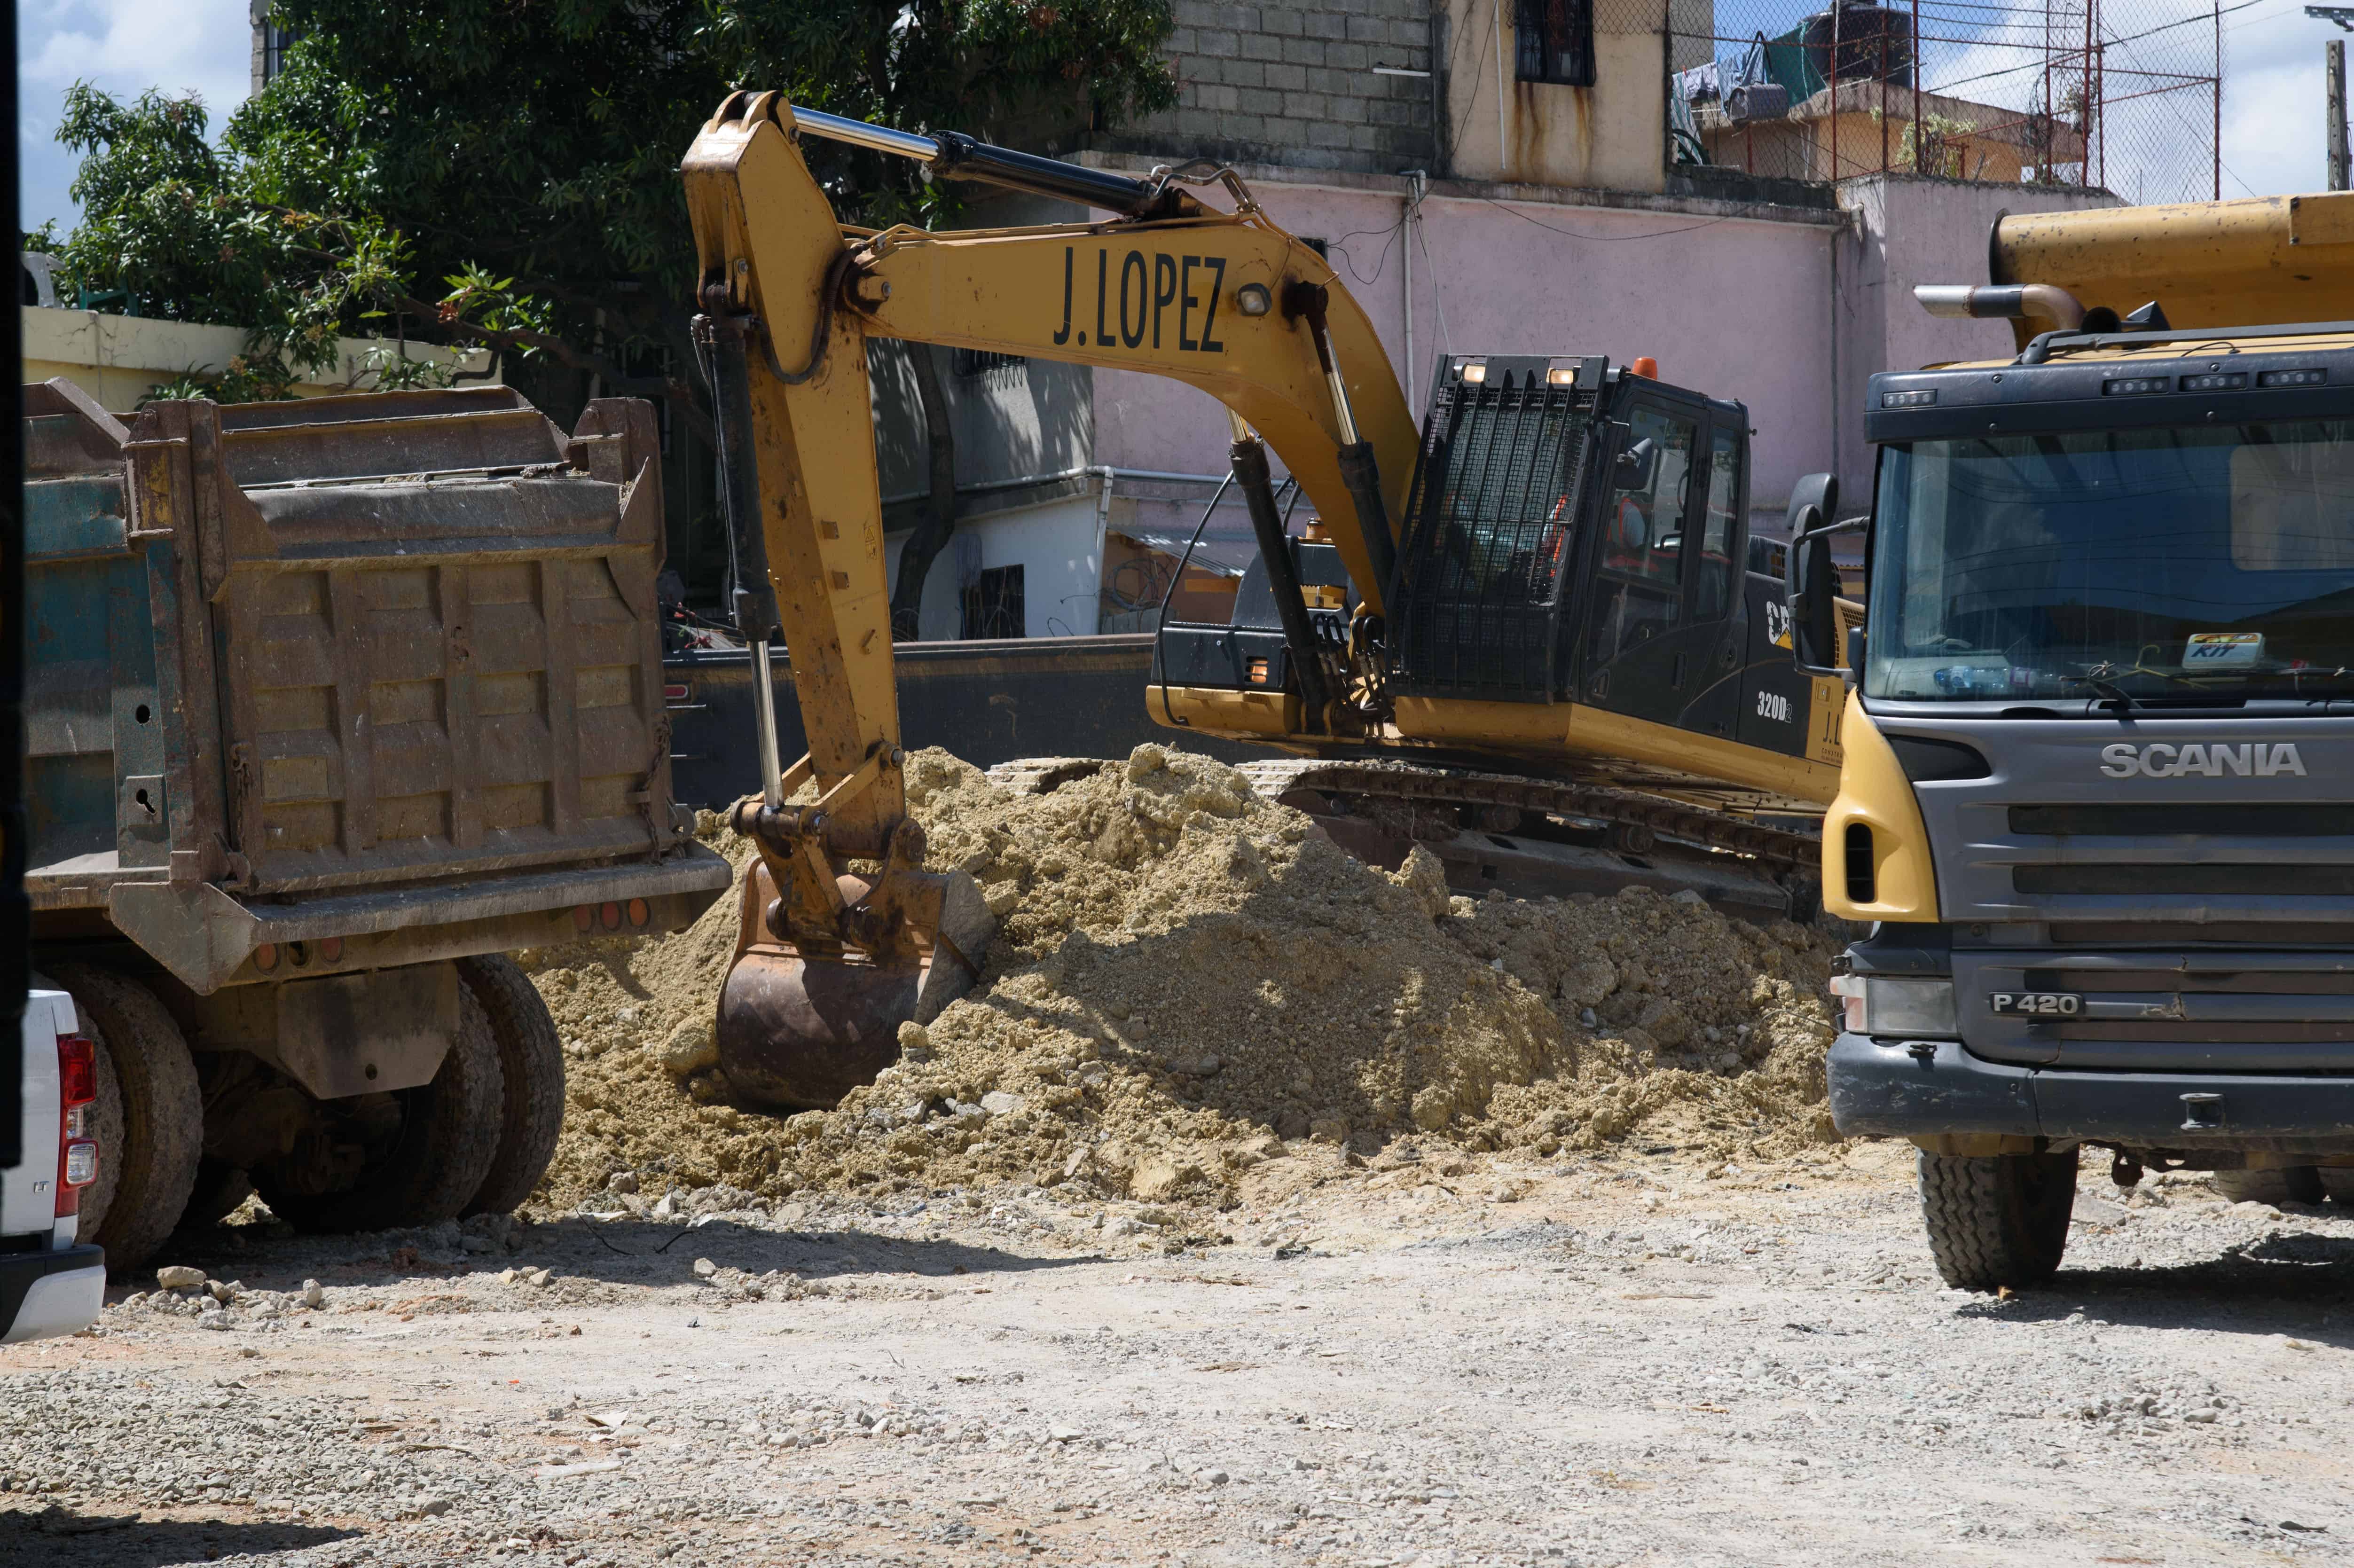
23 379 728 990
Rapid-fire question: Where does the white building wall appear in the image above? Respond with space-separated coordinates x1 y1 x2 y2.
885 489 1112 642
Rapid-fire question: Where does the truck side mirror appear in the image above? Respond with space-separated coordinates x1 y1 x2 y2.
1784 472 1863 679
1613 437 1658 493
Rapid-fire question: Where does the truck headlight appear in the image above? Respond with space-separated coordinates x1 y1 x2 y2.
1831 975 1958 1037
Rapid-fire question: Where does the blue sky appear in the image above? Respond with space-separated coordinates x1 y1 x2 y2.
18 0 251 236
9 0 2343 237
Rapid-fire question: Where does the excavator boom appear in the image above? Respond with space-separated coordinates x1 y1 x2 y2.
679 90 1420 1107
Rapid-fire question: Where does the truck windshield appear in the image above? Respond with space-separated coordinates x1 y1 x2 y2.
1867 421 2354 701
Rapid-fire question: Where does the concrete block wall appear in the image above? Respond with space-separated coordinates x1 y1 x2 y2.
1119 0 1442 175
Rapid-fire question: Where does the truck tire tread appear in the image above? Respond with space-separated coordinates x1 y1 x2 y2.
253 987 504 1234
47 964 204 1276
1918 1149 2077 1293
457 955 566 1216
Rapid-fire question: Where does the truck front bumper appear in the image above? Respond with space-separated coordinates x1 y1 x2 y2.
1829 1033 2354 1155
0 1243 105 1344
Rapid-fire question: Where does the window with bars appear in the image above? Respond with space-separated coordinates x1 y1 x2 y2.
961 564 1026 640
1515 0 1595 87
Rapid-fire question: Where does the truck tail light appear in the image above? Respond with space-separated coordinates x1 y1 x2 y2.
57 1034 95 1108
56 1033 99 1217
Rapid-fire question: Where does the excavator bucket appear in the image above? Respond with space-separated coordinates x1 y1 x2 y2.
714 858 993 1110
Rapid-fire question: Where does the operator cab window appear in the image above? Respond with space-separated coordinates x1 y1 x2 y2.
1692 424 1741 620
1588 402 1698 667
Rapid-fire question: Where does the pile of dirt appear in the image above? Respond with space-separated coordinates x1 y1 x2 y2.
524 745 1841 1212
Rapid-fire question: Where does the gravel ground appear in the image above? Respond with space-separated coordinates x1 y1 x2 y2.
4 1139 2352 1567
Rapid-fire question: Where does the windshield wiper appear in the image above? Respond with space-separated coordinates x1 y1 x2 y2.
2082 678 2139 712
2061 668 2144 711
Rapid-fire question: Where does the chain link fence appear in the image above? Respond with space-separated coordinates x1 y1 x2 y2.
1648 0 2223 202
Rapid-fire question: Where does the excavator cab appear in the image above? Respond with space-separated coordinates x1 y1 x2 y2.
1156 355 1834 782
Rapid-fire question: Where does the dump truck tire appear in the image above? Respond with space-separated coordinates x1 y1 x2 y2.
253 988 504 1234
46 964 203 1276
456 955 566 1216
1918 1148 2077 1293
2213 1167 2325 1205
180 1158 254 1230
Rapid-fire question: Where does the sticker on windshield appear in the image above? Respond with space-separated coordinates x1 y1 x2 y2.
2184 631 2265 667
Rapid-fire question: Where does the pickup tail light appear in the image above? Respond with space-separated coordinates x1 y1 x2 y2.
56 1033 98 1218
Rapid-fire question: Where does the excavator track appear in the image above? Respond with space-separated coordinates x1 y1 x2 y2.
1235 759 1819 870
1243 759 1822 919
989 754 1823 919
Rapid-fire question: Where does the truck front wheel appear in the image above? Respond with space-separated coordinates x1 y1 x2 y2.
251 988 505 1234
455 955 566 1216
1919 1148 2077 1292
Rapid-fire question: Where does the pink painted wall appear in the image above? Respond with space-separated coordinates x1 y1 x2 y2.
1091 177 1846 537
1098 172 2132 549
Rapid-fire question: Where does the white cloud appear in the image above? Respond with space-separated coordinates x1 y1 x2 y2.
2221 7 2336 196
16 0 253 234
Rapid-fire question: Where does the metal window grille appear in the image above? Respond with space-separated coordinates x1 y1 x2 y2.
1389 371 1593 701
961 564 1026 640
1517 0 1597 87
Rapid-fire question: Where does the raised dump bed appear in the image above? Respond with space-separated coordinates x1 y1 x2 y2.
22 378 732 1270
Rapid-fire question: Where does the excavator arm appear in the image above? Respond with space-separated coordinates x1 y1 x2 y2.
678 90 1417 1107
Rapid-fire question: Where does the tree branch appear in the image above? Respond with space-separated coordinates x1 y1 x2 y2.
387 291 712 447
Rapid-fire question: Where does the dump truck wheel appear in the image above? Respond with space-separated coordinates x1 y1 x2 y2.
456 955 565 1216
180 1158 254 1230
46 964 203 1276
2213 1167 2325 1205
252 988 504 1234
1918 1148 2077 1292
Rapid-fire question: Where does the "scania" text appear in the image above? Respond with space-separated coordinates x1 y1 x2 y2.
2098 742 2307 778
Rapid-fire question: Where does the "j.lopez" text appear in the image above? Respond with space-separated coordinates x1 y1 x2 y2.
1053 247 1228 353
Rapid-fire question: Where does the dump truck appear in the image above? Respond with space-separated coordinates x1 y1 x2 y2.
23 378 733 1269
673 94 1844 1111
1795 192 2354 1289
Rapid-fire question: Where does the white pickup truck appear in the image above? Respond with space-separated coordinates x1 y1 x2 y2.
0 989 105 1342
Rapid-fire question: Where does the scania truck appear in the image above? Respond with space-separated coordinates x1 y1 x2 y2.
1791 192 2354 1290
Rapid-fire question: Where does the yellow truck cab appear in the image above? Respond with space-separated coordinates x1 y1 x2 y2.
1782 193 2354 1289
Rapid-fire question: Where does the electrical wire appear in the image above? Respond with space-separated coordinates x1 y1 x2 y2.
1413 208 1454 359
1477 198 1733 243
1326 218 1407 288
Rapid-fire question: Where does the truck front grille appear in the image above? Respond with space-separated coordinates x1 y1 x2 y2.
1959 949 2354 1071
2009 803 2349 836
2014 863 2354 897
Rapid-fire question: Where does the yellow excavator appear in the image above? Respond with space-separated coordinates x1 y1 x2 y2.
680 92 1850 1108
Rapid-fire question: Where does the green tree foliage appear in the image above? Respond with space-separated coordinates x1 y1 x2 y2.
52 0 1176 423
